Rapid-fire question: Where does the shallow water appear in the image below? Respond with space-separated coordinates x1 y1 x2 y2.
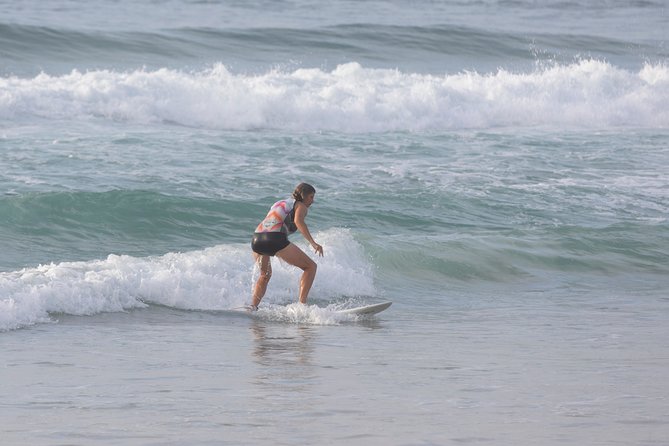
3 291 669 445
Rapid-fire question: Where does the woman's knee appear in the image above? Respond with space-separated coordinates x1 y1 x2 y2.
257 268 271 286
256 256 272 280
305 258 317 273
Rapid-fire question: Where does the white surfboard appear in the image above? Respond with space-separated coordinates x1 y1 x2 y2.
231 301 392 316
335 301 392 315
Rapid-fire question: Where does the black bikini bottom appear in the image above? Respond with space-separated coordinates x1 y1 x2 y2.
251 232 290 256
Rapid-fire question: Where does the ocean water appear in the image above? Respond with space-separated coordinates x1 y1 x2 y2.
1 0 668 444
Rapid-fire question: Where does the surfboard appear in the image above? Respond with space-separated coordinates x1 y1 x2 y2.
230 305 258 313
335 301 392 315
231 301 392 316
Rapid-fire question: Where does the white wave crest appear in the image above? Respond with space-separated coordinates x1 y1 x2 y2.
1 60 668 131
0 228 375 331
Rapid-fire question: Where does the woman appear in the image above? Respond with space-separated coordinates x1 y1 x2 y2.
250 183 324 310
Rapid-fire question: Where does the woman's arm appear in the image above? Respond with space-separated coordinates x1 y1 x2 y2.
294 202 323 256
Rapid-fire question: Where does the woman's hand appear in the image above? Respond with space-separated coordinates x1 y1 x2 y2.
312 242 324 257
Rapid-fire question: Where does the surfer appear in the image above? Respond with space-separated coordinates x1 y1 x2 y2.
250 183 324 310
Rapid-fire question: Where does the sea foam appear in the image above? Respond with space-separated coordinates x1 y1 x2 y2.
0 228 375 331
1 60 667 131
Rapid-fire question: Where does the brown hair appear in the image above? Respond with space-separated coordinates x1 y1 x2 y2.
292 183 316 202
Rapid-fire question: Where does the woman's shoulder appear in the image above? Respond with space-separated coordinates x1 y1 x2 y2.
293 200 308 213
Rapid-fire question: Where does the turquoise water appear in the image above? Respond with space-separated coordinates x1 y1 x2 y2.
2 126 667 297
1 1 668 444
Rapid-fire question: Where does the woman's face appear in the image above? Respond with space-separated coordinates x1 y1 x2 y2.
303 193 315 207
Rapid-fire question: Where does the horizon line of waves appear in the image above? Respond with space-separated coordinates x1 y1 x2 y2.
1 60 668 131
2 21 659 62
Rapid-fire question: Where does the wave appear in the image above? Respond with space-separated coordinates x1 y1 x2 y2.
1 60 668 131
0 228 376 331
0 190 257 270
0 23 200 72
3 21 658 69
0 189 247 239
373 221 669 286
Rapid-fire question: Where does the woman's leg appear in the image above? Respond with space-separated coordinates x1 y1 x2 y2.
276 243 317 304
252 253 271 308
